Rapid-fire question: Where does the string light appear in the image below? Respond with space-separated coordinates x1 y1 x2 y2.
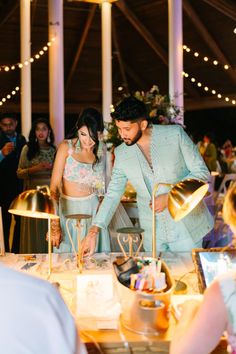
0 38 55 72
183 71 236 106
183 44 232 71
0 86 20 107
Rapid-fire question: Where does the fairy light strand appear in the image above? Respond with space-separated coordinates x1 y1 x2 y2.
182 71 236 106
183 44 230 71
0 86 20 106
0 38 55 72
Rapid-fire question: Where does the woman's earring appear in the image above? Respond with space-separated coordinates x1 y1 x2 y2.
35 137 38 142
47 133 51 143
97 141 103 159
75 137 80 153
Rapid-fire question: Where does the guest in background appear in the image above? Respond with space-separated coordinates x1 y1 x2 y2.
0 115 26 252
17 118 56 253
0 263 87 354
198 132 217 172
223 139 233 159
170 183 236 354
49 108 110 253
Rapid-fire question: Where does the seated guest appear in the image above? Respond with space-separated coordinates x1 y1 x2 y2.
0 264 87 354
170 183 236 354
223 139 233 159
198 133 218 172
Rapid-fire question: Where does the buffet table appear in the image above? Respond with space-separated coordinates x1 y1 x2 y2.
0 252 227 354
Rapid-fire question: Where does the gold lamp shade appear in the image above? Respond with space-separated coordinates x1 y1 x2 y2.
152 178 209 258
9 186 59 219
168 179 209 221
9 186 59 277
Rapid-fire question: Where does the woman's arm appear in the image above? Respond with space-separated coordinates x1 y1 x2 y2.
17 145 29 179
47 141 68 248
170 281 227 354
50 141 68 202
17 145 52 179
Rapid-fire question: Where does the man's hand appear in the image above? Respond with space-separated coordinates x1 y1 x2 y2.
1 142 14 156
81 226 100 257
149 193 168 213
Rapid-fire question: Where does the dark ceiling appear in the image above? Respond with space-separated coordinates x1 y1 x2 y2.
0 0 236 119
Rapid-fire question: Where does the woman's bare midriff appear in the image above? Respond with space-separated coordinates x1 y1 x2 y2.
62 178 93 197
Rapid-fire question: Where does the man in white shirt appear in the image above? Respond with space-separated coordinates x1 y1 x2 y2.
0 264 87 354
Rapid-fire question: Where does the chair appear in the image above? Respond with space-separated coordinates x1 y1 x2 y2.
204 172 219 214
214 173 236 203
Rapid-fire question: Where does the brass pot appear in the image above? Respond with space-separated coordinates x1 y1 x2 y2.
114 259 174 335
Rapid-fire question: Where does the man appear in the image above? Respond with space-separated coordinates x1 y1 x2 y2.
82 96 213 254
0 264 87 354
0 115 26 252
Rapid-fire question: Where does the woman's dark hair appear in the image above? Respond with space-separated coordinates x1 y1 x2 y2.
111 96 148 122
27 118 55 160
69 108 104 165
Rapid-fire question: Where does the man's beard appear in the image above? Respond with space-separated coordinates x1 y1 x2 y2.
123 128 142 146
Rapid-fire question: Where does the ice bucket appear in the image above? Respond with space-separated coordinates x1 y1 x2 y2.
114 258 174 335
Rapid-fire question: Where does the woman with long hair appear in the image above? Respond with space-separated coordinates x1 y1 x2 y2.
49 108 110 253
17 118 56 253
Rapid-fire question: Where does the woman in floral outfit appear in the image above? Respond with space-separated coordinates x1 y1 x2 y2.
50 108 110 253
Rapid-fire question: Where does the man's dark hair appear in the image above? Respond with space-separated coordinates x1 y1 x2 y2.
111 96 148 122
0 113 18 122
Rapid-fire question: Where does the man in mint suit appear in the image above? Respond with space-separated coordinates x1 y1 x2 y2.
82 96 214 255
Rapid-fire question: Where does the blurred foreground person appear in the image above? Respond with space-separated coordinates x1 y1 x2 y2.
0 264 87 354
170 183 236 354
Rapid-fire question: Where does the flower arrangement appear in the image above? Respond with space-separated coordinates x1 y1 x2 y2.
104 85 183 149
134 85 183 125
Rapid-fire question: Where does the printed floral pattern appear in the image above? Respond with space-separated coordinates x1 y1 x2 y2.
63 155 105 196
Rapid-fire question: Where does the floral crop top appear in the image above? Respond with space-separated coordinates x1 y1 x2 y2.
63 139 105 196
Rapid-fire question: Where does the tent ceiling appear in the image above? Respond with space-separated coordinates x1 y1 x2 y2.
0 0 235 114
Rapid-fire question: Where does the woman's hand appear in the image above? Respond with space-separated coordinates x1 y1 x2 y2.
30 162 52 174
46 219 62 248
81 226 100 257
149 193 168 213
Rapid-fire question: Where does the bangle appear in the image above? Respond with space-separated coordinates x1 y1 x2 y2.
90 228 99 237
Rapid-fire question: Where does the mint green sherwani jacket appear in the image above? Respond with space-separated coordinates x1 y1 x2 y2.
94 125 214 251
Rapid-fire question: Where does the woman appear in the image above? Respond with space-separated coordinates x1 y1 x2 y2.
198 133 217 172
170 183 236 354
17 118 56 253
49 108 110 253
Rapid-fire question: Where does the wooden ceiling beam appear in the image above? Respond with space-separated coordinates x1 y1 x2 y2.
202 0 236 21
121 60 147 89
65 4 97 93
0 0 18 28
115 0 200 97
183 0 236 85
115 0 168 66
112 19 129 93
